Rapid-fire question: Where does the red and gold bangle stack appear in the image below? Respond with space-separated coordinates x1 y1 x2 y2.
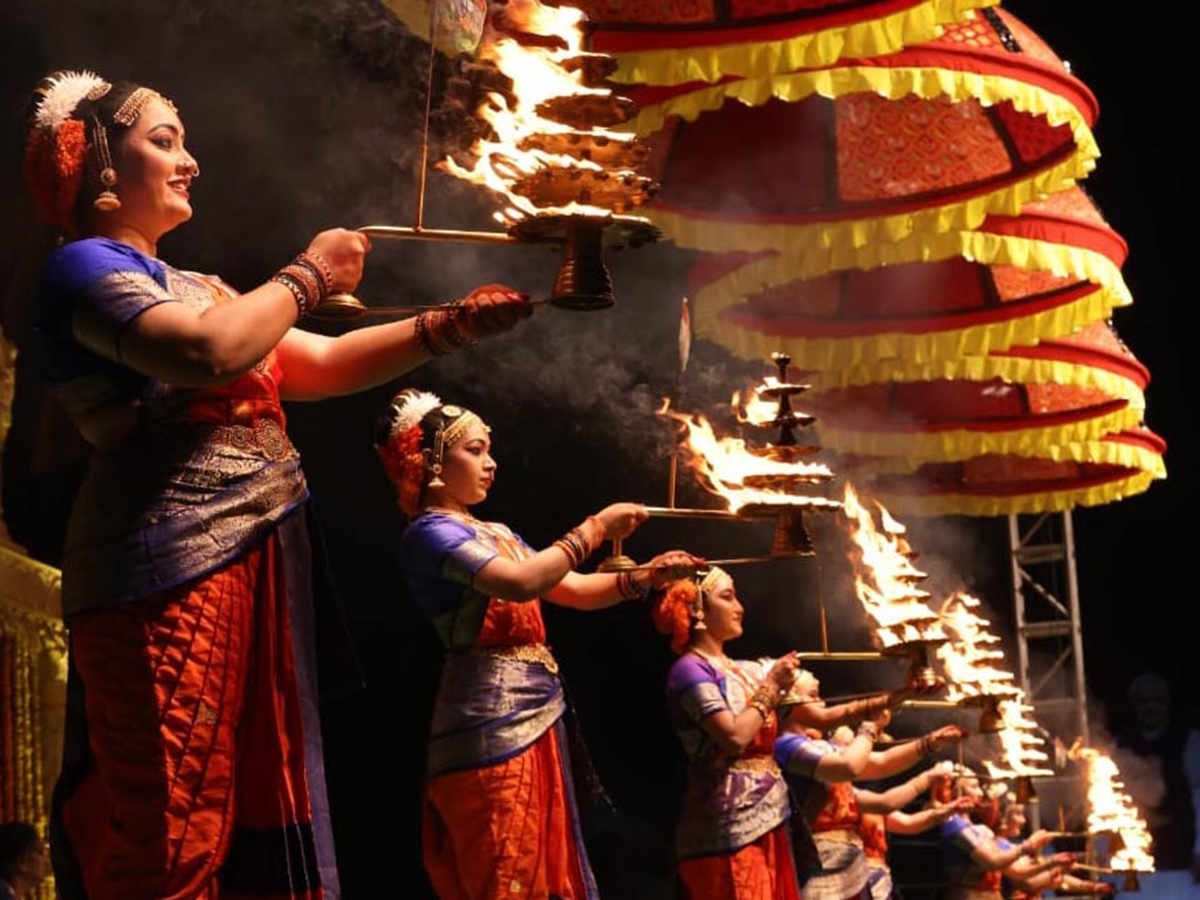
747 682 781 720
553 516 602 569
271 251 333 316
416 305 480 357
917 733 936 758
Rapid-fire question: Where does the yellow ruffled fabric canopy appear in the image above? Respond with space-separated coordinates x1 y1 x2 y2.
586 0 1000 86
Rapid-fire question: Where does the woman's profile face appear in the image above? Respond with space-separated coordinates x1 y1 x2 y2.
430 420 495 509
1002 803 1027 835
702 574 744 642
957 776 984 801
107 95 198 238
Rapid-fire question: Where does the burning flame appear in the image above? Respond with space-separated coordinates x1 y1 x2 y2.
661 403 838 514
439 0 645 225
734 379 793 428
938 592 1020 702
937 591 1051 777
1069 741 1156 872
841 484 946 649
981 697 1052 778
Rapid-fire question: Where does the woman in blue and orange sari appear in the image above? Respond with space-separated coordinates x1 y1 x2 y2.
935 768 1070 900
375 389 698 900
774 672 967 900
650 569 802 900
24 70 531 900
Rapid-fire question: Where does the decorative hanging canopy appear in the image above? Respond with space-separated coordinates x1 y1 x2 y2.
580 0 998 86
807 324 1147 467
846 427 1166 516
628 9 1097 260
688 187 1129 372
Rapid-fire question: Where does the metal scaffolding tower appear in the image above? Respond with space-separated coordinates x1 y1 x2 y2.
1007 511 1091 745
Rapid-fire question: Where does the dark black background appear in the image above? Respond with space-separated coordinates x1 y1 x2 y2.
1 2 1193 895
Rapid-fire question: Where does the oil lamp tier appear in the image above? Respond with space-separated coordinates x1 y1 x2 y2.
534 92 637 130
428 0 662 310
517 131 649 169
508 214 659 309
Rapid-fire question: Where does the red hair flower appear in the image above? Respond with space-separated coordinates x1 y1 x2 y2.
652 579 700 655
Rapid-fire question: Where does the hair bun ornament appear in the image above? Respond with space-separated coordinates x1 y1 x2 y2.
386 389 443 441
376 389 444 518
25 70 112 232
33 70 110 132
653 580 699 654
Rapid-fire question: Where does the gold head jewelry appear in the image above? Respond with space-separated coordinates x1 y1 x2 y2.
439 405 487 449
425 404 488 489
113 86 177 127
689 565 728 630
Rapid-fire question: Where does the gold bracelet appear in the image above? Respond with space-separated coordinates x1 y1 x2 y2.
748 683 780 719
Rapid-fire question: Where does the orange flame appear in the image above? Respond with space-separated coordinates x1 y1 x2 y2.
841 484 946 649
661 404 838 514
980 696 1052 778
938 592 1020 702
438 0 645 225
1069 742 1156 872
734 379 793 428
938 593 1051 777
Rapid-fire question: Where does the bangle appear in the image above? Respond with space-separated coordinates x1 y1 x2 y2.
747 683 780 720
416 308 479 357
615 570 647 601
554 533 587 569
569 521 597 559
917 734 935 758
271 254 333 318
271 270 311 316
553 521 598 570
298 251 334 296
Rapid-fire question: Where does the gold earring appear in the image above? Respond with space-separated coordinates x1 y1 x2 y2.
92 119 121 212
94 167 120 212
427 463 446 490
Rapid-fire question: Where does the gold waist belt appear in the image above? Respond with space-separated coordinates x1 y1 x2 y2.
206 419 296 462
475 642 560 674
814 828 864 848
728 756 782 776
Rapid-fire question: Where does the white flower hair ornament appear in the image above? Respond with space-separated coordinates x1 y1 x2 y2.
33 70 110 133
387 390 443 440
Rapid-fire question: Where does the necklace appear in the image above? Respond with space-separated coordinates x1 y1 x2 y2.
423 507 517 547
423 505 477 523
689 646 732 669
689 647 763 699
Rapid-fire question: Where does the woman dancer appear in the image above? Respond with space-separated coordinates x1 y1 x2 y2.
650 568 801 899
858 797 971 900
774 672 967 900
25 70 530 900
996 798 1113 898
378 390 696 900
936 768 1072 899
